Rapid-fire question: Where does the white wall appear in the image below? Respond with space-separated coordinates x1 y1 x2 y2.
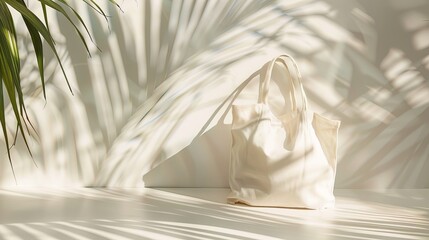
1 0 428 188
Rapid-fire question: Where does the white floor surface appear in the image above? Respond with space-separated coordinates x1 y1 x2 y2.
0 188 428 240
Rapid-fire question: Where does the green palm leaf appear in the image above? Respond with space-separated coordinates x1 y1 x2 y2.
0 0 117 181
0 1 23 181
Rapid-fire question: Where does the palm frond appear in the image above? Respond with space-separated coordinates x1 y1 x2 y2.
0 0 117 179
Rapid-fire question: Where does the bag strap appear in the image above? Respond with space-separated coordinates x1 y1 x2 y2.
258 54 308 111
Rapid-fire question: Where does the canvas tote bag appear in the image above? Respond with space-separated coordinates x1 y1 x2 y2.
228 55 340 209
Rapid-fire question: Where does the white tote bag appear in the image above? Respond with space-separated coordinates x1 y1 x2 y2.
228 55 340 209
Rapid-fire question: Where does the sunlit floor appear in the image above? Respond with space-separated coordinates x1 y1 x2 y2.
0 188 427 240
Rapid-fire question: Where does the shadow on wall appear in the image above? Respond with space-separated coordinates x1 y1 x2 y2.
100 0 429 188
312 0 429 188
0 0 428 188
0 0 275 186
143 69 262 187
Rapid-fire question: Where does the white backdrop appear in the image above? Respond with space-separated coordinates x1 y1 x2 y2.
0 0 428 188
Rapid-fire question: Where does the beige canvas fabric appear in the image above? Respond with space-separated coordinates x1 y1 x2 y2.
228 55 341 209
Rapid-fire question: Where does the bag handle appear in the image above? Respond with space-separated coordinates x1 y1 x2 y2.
258 55 308 111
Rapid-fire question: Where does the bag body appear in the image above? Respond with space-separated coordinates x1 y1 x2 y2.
228 55 340 209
